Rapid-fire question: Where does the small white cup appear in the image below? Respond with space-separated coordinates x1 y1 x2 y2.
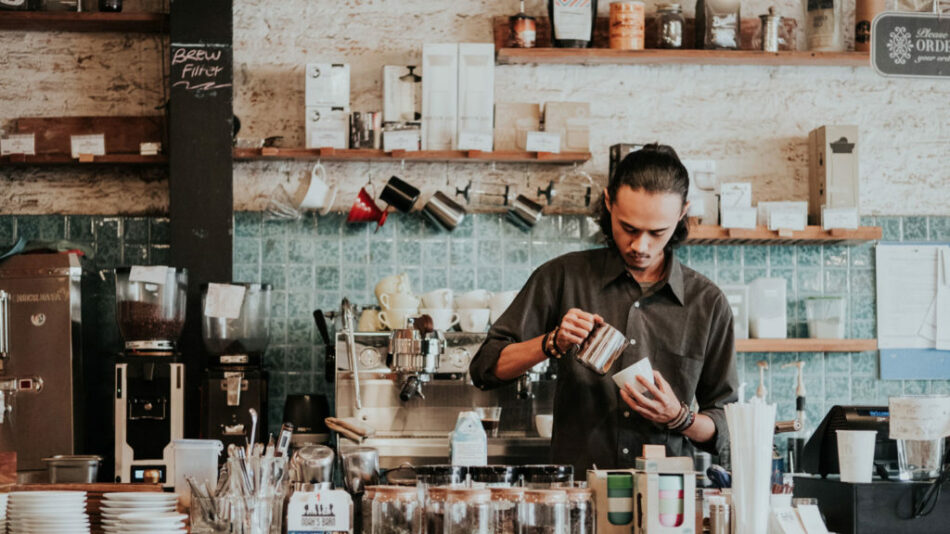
612 358 655 394
378 308 418 330
357 309 383 332
535 414 554 438
296 162 338 214
836 429 878 483
458 308 490 332
374 273 411 302
419 308 459 331
488 290 519 323
455 289 491 309
420 288 454 309
379 292 420 311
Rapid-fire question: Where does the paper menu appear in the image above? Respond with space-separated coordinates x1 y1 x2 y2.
204 283 246 320
876 244 950 349
889 395 950 440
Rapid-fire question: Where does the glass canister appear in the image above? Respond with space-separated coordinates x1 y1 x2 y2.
371 485 421 534
114 266 188 351
655 4 685 49
490 486 525 534
424 486 447 534
444 487 492 534
201 282 272 366
416 465 468 487
566 487 596 534
519 489 569 534
362 486 378 534
470 465 521 487
522 465 574 488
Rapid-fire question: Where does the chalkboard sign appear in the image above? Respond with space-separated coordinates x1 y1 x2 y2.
170 43 233 96
872 12 950 79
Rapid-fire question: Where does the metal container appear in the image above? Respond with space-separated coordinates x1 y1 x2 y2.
0 290 8 361
574 322 629 375
506 194 544 231
760 8 782 52
709 502 732 534
341 446 380 494
422 191 467 231
291 444 335 484
43 454 102 483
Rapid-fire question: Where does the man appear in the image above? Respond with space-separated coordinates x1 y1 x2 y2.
469 144 738 473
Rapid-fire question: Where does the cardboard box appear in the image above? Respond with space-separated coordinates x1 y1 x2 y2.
808 125 859 224
457 43 494 150
721 285 750 339
494 103 540 151
588 469 638 534
422 43 459 151
304 106 349 149
544 101 590 152
383 65 420 123
305 63 350 107
635 471 697 533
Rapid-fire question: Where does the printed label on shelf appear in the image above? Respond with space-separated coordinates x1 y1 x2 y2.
525 131 561 153
821 207 859 230
128 265 169 285
457 131 493 152
1 134 36 156
287 490 352 533
70 134 106 159
204 283 246 319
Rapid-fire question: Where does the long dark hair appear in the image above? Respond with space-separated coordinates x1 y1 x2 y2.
596 143 690 250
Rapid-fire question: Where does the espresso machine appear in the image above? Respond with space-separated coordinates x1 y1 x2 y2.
199 283 271 450
0 253 92 481
113 266 187 486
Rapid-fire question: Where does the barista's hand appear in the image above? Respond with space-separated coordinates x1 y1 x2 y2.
620 371 682 425
554 308 603 354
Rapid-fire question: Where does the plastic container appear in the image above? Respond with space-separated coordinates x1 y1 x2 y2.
115 266 188 350
173 439 223 508
805 296 846 339
201 283 273 366
748 278 787 339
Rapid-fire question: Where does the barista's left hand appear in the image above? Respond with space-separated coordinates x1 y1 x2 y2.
620 371 682 424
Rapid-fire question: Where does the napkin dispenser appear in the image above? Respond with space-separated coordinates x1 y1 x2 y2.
800 405 897 477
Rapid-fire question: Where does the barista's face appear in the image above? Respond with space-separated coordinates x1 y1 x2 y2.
605 186 687 274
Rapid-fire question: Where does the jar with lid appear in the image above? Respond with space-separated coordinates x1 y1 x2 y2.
565 487 596 534
522 464 574 488
519 489 569 534
415 465 468 487
490 486 525 534
424 486 447 534
371 485 421 534
654 3 685 49
444 487 492 534
470 465 521 487
362 486 378 534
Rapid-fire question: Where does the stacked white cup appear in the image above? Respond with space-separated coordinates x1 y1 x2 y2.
419 288 458 331
375 273 418 330
455 289 492 332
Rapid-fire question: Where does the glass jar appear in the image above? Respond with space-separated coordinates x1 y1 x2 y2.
522 465 574 488
519 489 569 534
444 487 492 534
655 4 685 49
362 486 378 534
470 465 521 487
424 486 447 534
490 486 525 534
566 487 596 534
371 485 421 534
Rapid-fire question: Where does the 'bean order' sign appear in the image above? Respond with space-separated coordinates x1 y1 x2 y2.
872 12 950 79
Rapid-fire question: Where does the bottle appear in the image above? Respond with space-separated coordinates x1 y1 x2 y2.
655 3 685 49
694 0 706 49
548 0 599 48
99 0 122 12
508 0 537 48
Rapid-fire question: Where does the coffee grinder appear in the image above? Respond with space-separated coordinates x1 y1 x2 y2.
199 283 270 451
113 266 187 486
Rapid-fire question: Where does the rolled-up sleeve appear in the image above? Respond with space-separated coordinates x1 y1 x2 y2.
693 292 739 458
469 261 561 390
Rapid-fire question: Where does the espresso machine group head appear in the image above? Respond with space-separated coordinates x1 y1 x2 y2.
387 317 446 402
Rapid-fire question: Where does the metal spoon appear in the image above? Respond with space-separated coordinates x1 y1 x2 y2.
248 407 259 456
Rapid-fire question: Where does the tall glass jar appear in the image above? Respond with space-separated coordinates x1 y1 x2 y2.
566 487 596 534
444 488 492 534
522 465 574 488
424 487 447 534
490 486 525 534
519 489 569 534
362 486 378 534
371 485 420 534
655 3 685 49
470 465 521 487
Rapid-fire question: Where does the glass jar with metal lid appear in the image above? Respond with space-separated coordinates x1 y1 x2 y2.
522 464 574 488
416 464 469 487
491 486 525 534
470 465 521 487
371 485 421 534
362 486 378 534
424 486 448 534
519 489 569 534
566 487 596 534
655 3 685 49
444 487 492 534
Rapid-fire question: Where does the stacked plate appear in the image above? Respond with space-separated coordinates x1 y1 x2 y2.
0 493 8 533
7 491 89 534
116 512 188 533
100 493 179 534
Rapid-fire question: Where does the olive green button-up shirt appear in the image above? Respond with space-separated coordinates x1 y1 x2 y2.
469 246 738 474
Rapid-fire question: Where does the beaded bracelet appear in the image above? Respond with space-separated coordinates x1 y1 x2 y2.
541 329 558 359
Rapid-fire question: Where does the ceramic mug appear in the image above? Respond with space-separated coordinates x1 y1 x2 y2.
374 273 411 302
377 308 418 330
357 308 383 332
420 289 454 309
455 289 491 309
458 308 491 333
297 161 338 214
379 175 421 212
488 290 519 323
419 308 459 331
379 292 420 311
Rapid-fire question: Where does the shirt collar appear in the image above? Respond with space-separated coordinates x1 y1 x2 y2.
600 246 686 306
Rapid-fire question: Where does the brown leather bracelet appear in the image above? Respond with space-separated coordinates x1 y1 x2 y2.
541 329 558 359
551 326 567 358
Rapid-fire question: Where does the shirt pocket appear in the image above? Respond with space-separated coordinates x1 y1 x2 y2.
652 347 705 404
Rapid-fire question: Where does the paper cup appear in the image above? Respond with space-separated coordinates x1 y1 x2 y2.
611 358 655 393
836 429 877 483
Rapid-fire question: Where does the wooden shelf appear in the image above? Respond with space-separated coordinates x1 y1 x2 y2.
497 48 870 67
736 339 878 353
685 224 881 245
233 147 592 165
1 154 166 166
0 12 168 33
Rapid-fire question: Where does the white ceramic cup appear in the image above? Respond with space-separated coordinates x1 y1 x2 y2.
458 308 490 332
297 161 338 214
379 292 420 311
420 288 454 309
488 290 519 323
612 358 655 394
455 289 491 309
374 273 411 302
419 308 459 331
357 309 383 332
535 414 554 438
377 308 418 330
836 429 878 483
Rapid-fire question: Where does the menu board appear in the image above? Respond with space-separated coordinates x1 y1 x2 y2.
872 12 950 79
